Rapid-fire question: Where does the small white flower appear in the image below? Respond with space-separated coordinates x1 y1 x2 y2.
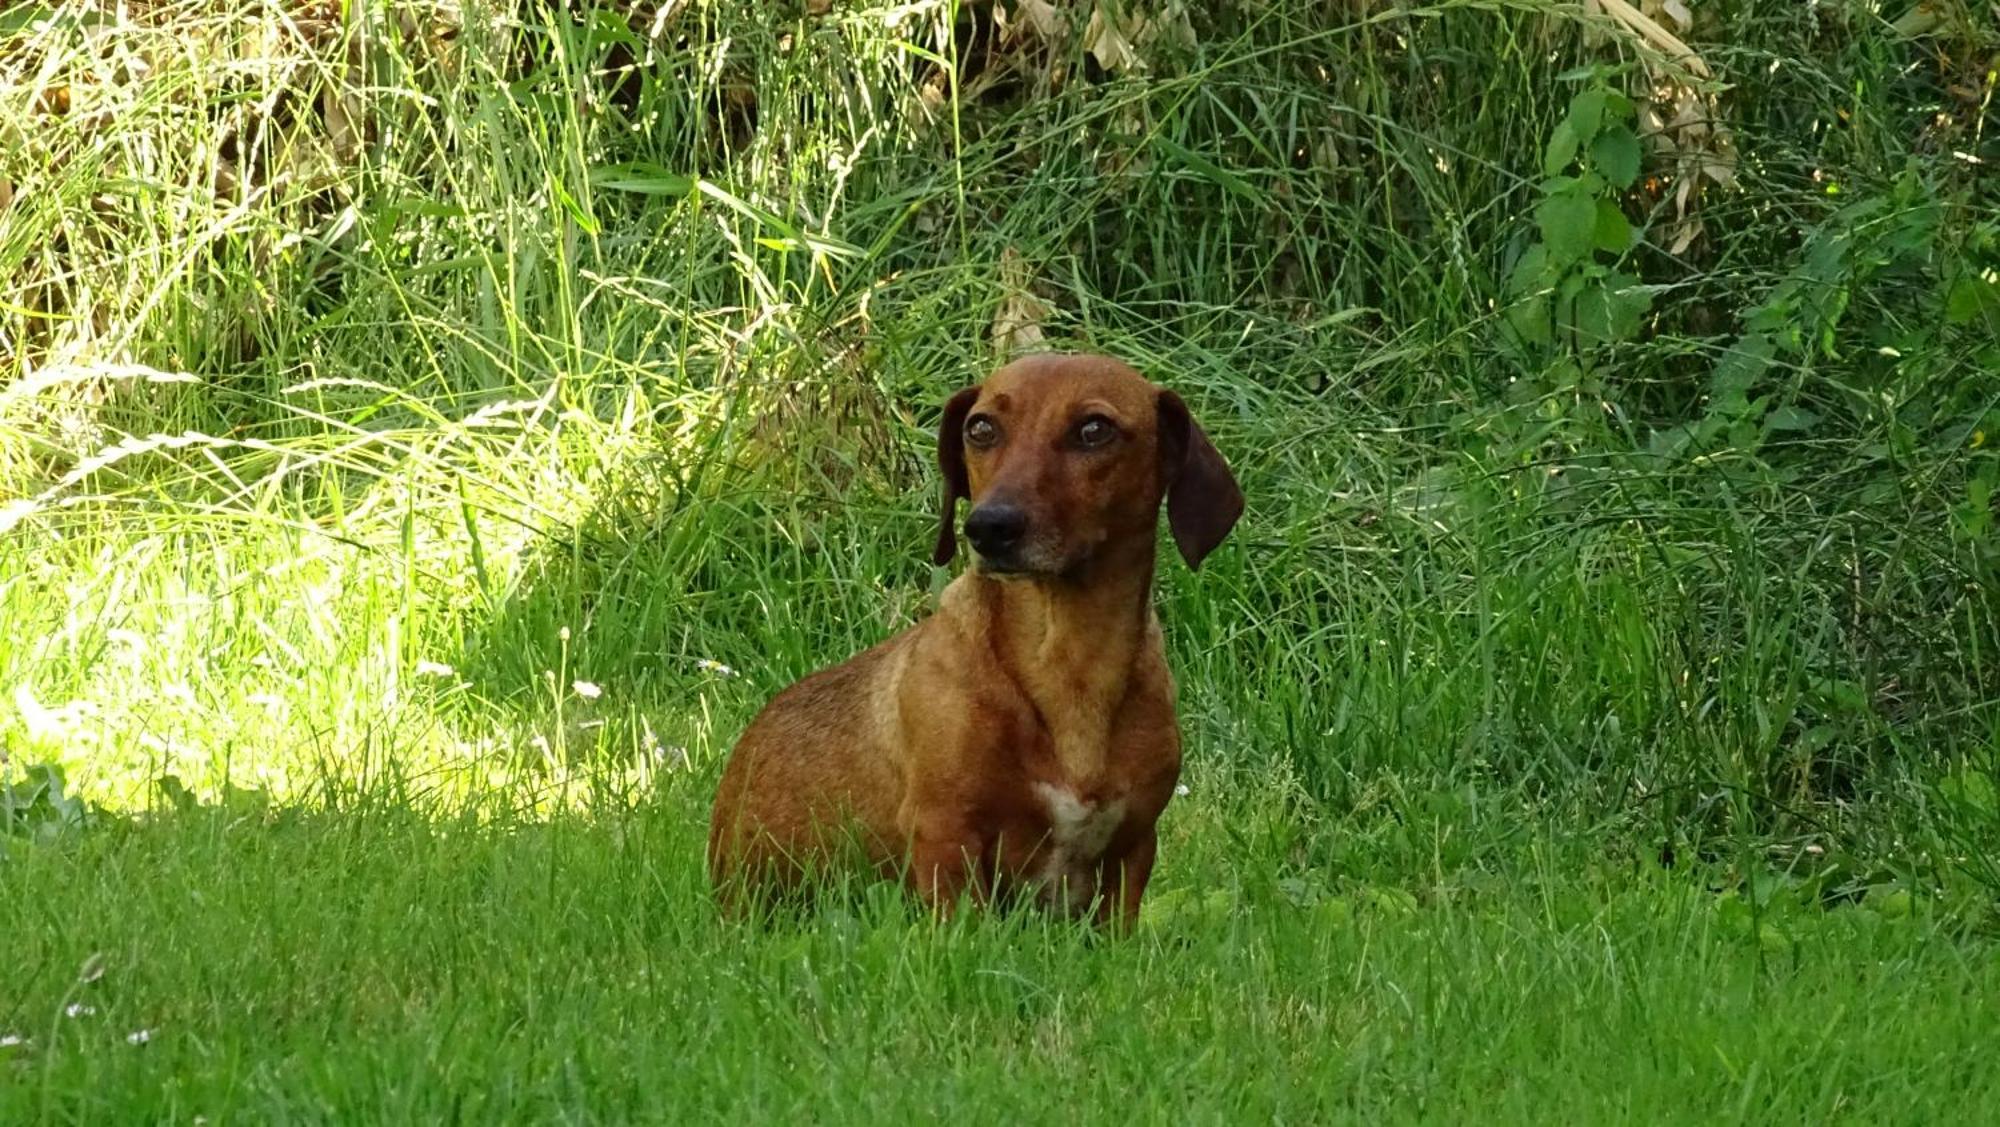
126 1029 153 1045
64 1003 95 1018
0 1033 25 1048
1174 784 1191 797
414 660 455 678
695 659 738 678
571 680 602 700
559 626 571 642
638 719 687 771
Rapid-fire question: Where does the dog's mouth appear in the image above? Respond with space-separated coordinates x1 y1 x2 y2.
973 544 1080 580
973 555 1036 578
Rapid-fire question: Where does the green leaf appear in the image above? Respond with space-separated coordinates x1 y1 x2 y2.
583 9 644 50
1712 333 1776 398
1763 405 1821 433
1758 922 1794 954
1504 293 1552 349
2 763 89 840
1543 119 1580 176
590 161 695 197
1570 284 1616 343
1565 89 1607 145
1592 199 1633 253
1557 268 1593 303
1363 885 1420 915
1808 676 1870 714
1941 769 1997 816
1745 298 1796 338
156 774 200 814
1151 134 1266 204
1646 422 1697 465
1957 476 1994 540
1945 273 2000 325
1869 886 1914 920
692 181 861 258
1536 187 1597 265
1572 274 1651 344
1590 125 1642 190
1714 892 1752 936
550 177 600 236
0 5 56 37
1506 243 1552 296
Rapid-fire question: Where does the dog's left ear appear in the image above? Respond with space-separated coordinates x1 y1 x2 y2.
932 387 981 566
1156 389 1244 570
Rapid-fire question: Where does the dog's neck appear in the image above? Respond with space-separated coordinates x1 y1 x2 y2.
972 538 1159 785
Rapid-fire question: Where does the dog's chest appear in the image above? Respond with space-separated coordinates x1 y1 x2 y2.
1028 781 1127 910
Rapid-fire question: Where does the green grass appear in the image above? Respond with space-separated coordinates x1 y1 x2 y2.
3 0 1999 1120
10 786 2000 1123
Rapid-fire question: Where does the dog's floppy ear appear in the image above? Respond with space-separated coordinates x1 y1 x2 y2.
1156 389 1244 570
932 386 981 566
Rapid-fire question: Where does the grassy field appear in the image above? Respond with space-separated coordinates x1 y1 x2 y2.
4 0 1999 1120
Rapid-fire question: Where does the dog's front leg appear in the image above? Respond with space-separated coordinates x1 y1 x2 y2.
907 822 988 919
1093 827 1158 933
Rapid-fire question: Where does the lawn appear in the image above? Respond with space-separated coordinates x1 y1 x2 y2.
9 792 2000 1123
3 0 1998 1121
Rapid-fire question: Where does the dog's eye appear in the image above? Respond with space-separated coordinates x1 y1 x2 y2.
1075 417 1117 448
965 416 999 448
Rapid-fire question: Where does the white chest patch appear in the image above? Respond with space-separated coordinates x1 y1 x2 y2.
1029 782 1126 911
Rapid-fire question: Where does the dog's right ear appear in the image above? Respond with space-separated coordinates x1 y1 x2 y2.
932 387 980 566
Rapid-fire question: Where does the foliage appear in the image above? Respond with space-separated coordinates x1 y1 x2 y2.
1 762 90 848
1503 72 1653 365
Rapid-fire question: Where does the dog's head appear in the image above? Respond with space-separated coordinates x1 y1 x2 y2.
932 353 1243 577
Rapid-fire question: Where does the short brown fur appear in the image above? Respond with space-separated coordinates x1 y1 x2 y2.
707 352 1243 928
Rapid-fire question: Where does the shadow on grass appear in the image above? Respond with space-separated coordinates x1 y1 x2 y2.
433 375 964 799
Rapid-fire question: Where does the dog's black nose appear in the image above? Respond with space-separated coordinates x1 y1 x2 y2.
964 504 1028 558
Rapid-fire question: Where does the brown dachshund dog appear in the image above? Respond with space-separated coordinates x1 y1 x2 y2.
707 352 1243 928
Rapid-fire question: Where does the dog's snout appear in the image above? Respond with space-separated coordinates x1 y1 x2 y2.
964 504 1028 558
